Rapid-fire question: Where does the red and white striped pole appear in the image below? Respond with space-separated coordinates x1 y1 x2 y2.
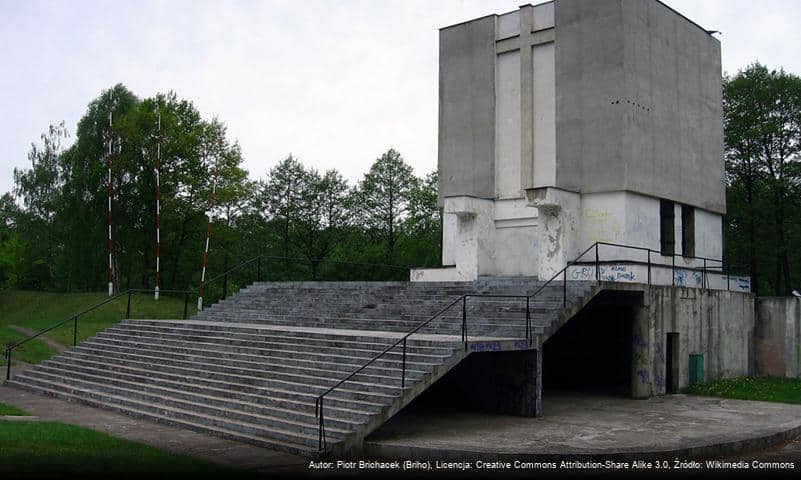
106 110 114 297
154 112 161 300
197 164 217 311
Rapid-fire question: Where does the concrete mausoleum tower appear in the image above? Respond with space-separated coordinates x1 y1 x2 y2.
412 0 726 283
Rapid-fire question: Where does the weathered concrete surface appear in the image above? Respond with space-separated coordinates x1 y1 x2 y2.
0 385 307 474
554 0 724 213
755 297 801 378
365 392 801 460
601 284 754 395
438 15 496 203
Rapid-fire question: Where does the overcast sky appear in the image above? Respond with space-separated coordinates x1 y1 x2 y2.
2 0 800 195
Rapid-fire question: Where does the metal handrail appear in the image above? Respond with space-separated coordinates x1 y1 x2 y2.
3 288 192 381
313 240 749 453
312 291 530 453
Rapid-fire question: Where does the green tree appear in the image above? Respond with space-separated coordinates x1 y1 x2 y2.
256 155 308 261
12 84 249 293
356 148 415 262
724 64 801 295
295 169 350 277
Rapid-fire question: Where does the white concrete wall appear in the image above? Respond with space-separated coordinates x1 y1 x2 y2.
532 41 556 188
442 213 458 266
579 191 723 267
424 190 725 283
493 199 539 276
495 50 522 199
532 1 555 31
497 10 519 39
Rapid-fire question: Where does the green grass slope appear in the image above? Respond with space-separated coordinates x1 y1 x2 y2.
0 290 197 365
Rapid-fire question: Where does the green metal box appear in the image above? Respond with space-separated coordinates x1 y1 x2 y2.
689 354 704 385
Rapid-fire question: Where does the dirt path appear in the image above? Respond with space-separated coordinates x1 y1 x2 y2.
7 325 67 353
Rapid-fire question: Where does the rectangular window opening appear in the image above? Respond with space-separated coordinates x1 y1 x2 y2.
681 205 695 258
660 199 675 256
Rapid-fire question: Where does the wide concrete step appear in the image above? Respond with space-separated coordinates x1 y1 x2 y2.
109 324 456 356
46 354 396 407
90 333 442 374
34 361 378 422
70 343 421 389
193 314 545 331
124 320 462 348
61 348 407 398
81 339 433 384
16 368 360 438
99 328 452 363
9 379 325 456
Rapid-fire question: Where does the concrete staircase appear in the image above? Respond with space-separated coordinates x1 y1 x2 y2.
8 279 598 457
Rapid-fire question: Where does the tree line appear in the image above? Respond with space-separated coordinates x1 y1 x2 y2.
2 63 800 296
723 63 801 296
0 84 441 295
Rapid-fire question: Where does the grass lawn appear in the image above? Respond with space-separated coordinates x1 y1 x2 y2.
0 402 28 416
685 376 801 404
0 325 56 366
0 420 255 479
0 290 197 355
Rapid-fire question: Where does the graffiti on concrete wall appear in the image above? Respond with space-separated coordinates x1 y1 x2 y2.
469 341 502 352
570 265 637 282
674 269 703 287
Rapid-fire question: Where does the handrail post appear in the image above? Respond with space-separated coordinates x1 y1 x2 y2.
401 337 407 388
462 296 467 350
126 291 132 319
563 268 567 309
647 250 652 286
183 291 189 320
316 397 325 453
703 258 707 290
73 316 78 347
672 254 676 286
257 257 262 282
526 296 531 346
5 349 10 381
727 268 731 291
595 243 599 281
223 274 228 300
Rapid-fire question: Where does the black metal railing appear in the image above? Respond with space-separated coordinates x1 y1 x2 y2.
573 241 747 291
313 241 750 453
3 288 192 381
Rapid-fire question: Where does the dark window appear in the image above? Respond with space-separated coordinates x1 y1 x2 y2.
681 205 695 257
660 200 675 256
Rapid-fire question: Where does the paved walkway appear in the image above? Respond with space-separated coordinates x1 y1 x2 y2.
0 386 308 474
365 391 801 460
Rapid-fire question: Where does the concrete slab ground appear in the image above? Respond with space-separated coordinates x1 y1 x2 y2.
365 391 801 461
0 385 307 475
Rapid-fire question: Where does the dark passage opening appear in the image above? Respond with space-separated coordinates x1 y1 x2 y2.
666 332 679 393
543 291 639 397
402 349 538 415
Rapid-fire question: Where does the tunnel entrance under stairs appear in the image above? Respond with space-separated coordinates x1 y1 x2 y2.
396 348 541 417
543 290 643 398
